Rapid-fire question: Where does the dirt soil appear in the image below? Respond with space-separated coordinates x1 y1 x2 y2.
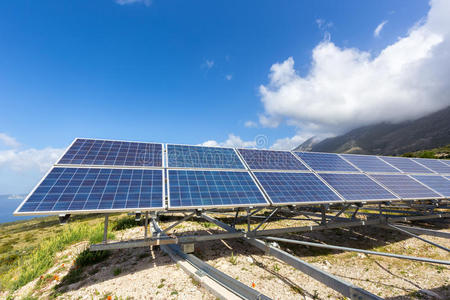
8 212 450 300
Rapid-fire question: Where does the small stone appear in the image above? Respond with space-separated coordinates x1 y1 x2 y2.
247 257 254 264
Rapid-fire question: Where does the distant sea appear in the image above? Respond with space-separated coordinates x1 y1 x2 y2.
0 194 42 224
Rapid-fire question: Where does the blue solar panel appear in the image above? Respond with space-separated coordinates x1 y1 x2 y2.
167 145 244 169
319 173 398 201
371 175 440 199
411 175 450 197
378 156 434 174
341 154 400 173
441 160 450 166
58 139 162 167
168 170 267 208
294 152 358 172
253 172 342 204
238 149 307 170
16 167 164 214
413 158 450 174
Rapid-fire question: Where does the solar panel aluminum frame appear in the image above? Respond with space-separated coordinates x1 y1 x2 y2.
251 169 346 206
368 174 445 201
13 166 166 216
166 168 270 210
57 138 165 169
376 156 437 175
165 143 246 170
316 172 401 203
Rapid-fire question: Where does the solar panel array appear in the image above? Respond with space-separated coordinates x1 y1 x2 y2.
17 167 164 213
413 158 450 174
238 149 307 170
253 172 342 204
15 137 450 215
59 139 162 167
167 144 244 169
341 154 400 173
168 170 267 208
318 173 398 201
371 175 441 199
294 152 358 172
378 156 433 174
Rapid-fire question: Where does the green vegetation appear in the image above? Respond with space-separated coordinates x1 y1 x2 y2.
112 216 142 231
113 267 122 276
402 144 450 159
0 215 115 293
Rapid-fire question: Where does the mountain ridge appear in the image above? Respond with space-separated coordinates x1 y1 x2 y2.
294 106 450 155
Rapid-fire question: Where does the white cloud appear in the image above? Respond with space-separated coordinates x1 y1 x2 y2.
316 19 333 30
374 20 388 37
200 134 258 148
0 147 64 173
258 0 450 146
225 74 233 80
203 59 214 69
0 133 20 148
115 0 152 6
244 121 258 128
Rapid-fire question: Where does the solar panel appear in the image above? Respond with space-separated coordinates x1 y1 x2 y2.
253 172 342 205
319 173 398 201
294 152 358 172
58 139 163 167
167 144 244 169
411 175 450 197
371 175 441 199
15 167 164 214
413 158 450 174
441 160 450 166
238 149 307 170
168 170 267 208
341 154 400 173
378 156 434 174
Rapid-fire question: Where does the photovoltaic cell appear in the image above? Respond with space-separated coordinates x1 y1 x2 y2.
168 170 267 208
413 158 450 174
341 154 400 173
412 175 450 197
238 149 307 170
254 172 342 204
371 175 440 199
319 173 397 201
294 152 358 172
16 167 164 214
167 145 244 169
441 160 450 166
378 156 434 174
58 139 162 167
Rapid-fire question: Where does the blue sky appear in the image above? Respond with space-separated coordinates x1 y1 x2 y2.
1 0 449 194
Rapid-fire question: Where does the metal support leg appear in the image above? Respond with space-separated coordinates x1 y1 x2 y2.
332 204 351 221
321 205 327 225
163 211 196 234
351 206 360 220
144 212 149 239
247 208 251 232
252 208 279 232
232 209 239 228
103 214 109 244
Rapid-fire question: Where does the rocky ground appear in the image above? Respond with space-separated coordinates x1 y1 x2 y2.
6 211 450 299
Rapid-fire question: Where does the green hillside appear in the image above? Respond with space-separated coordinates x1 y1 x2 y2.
401 144 450 159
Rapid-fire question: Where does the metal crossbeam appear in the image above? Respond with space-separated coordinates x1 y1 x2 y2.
201 213 382 300
262 236 450 265
386 223 450 253
384 224 450 239
152 220 271 300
